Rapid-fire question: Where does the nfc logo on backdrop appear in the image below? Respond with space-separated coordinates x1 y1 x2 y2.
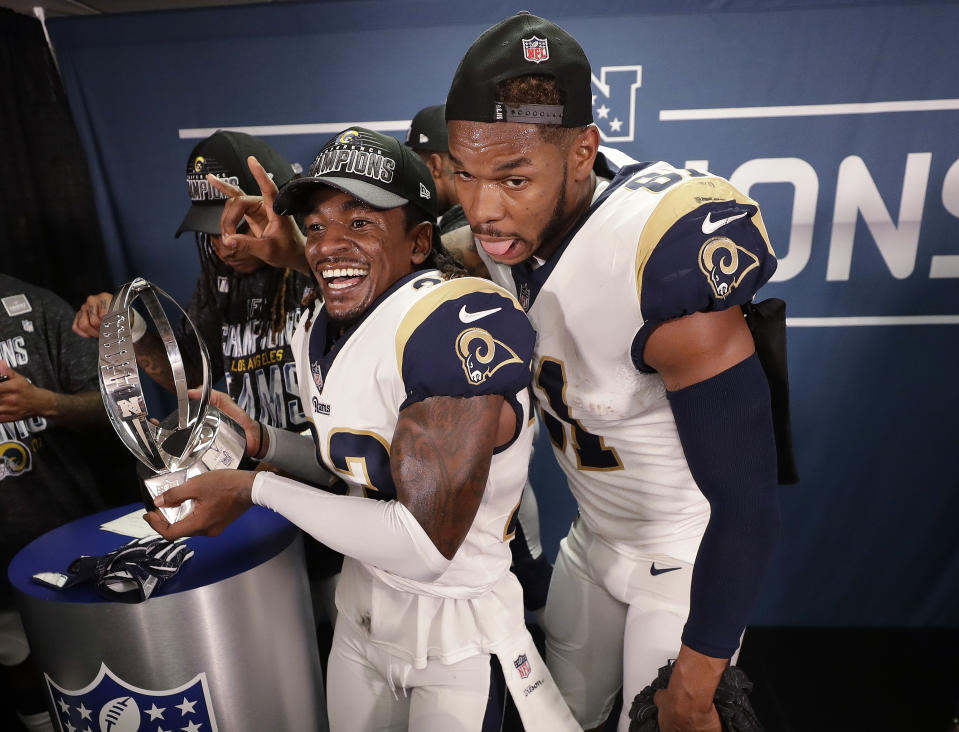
591 65 642 143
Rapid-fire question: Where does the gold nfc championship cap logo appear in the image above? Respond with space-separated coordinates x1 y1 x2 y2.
310 129 397 185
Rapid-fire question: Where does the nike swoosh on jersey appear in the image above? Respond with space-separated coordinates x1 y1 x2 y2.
459 305 502 323
701 210 749 235
650 563 682 576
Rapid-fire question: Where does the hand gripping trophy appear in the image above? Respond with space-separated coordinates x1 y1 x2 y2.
97 278 247 524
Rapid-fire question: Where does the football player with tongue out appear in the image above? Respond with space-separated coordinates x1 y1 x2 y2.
445 12 793 732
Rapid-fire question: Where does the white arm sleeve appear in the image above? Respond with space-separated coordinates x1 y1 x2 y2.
261 424 335 486
252 472 451 583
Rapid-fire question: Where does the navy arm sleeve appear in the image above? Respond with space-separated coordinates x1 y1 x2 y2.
667 352 781 658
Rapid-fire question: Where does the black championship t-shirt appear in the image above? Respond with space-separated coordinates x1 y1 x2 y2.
182 267 313 430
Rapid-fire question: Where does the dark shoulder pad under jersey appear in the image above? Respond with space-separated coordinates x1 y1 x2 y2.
396 279 534 410
631 176 778 371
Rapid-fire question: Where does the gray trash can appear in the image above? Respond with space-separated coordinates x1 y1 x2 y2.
9 503 328 732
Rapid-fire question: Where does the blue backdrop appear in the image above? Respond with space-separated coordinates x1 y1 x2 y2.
47 0 959 627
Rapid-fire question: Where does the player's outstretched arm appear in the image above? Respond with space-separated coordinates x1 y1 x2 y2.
147 394 511 574
175 391 515 582
644 307 779 731
209 155 310 274
391 393 505 559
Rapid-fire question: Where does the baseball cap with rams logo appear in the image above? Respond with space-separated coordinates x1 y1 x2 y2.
273 127 438 219
445 11 593 128
175 130 296 238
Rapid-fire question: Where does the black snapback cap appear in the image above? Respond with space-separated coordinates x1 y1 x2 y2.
175 130 296 237
406 104 449 153
446 11 593 128
273 127 438 219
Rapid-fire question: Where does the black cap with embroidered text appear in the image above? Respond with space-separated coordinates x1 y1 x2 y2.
175 130 296 238
406 104 449 153
273 127 438 219
445 11 593 128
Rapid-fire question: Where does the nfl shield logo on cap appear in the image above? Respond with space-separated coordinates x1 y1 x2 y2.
522 36 549 63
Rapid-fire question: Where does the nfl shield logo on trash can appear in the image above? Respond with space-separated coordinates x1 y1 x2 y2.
45 663 219 732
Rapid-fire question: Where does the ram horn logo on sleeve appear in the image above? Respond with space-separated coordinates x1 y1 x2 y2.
455 328 522 385
698 236 760 299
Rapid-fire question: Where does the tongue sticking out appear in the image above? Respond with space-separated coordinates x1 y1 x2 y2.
479 238 514 256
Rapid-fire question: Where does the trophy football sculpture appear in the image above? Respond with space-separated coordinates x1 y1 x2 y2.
97 278 247 524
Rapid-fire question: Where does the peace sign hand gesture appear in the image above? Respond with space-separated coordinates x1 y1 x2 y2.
209 155 310 274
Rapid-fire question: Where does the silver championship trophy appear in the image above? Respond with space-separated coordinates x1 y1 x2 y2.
98 278 248 524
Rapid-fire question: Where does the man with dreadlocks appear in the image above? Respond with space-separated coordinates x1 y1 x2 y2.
144 128 579 732
73 130 312 434
443 14 788 732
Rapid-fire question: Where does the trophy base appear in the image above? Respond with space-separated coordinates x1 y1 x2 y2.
140 467 193 525
138 405 250 525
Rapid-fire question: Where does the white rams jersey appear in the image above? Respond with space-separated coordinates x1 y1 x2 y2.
292 270 535 597
478 152 778 563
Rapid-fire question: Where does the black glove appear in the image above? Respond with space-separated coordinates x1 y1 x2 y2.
628 661 764 732
33 535 195 603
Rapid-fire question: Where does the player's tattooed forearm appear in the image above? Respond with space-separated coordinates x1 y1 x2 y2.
392 396 498 559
